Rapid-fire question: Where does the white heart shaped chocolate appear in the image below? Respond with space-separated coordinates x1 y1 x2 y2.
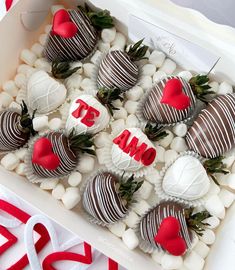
162 155 210 201
27 70 67 114
65 94 110 135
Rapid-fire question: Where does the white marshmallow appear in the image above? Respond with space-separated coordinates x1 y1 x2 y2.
137 181 153 200
39 33 48 46
20 49 37 66
147 190 160 207
17 64 34 75
208 180 220 195
133 200 151 216
218 189 234 208
122 229 139 250
113 107 128 120
170 137 188 152
152 70 167 83
227 173 235 189
205 195 225 219
172 123 187 137
160 59 177 74
101 27 116 43
123 211 140 228
94 132 110 148
68 172 82 187
0 92 13 108
112 99 123 108
177 71 193 81
61 187 81 209
77 155 95 174
15 163 26 176
125 86 144 101
199 229 215 245
15 148 27 161
145 169 160 184
51 5 65 15
203 216 220 229
49 118 62 131
184 251 205 270
124 100 138 114
218 81 233 95
194 241 210 259
83 63 96 78
9 101 21 110
161 254 183 270
151 249 164 264
80 78 94 91
222 156 234 168
90 50 102 65
209 81 219 94
96 148 106 165
111 32 126 50
33 116 49 132
140 76 152 90
155 145 165 163
126 114 139 128
31 43 44 57
142 64 156 76
65 73 83 91
34 58 51 72
70 62 83 74
149 51 166 67
16 89 26 104
108 221 126 238
40 179 59 190
45 24 52 34
110 119 125 135
98 40 110 52
158 130 174 148
14 74 26 89
3 80 18 97
164 149 179 164
52 183 65 200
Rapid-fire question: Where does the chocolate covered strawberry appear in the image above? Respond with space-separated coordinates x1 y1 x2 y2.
44 6 113 62
0 101 35 152
82 173 142 225
97 39 148 91
26 130 95 181
186 93 235 158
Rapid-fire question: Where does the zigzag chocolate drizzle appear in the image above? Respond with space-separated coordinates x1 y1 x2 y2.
139 202 193 251
142 76 196 124
32 132 77 178
97 50 139 91
82 172 128 225
0 111 29 151
186 94 235 158
44 10 98 62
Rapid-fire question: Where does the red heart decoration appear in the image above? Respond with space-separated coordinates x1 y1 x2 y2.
52 9 78 38
5 0 13 11
32 138 60 171
160 78 190 110
154 217 186 256
0 200 50 270
42 242 92 270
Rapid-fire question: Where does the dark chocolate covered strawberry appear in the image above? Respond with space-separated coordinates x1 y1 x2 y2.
44 6 113 62
0 101 35 152
82 173 143 225
97 39 148 91
186 93 235 158
26 130 95 181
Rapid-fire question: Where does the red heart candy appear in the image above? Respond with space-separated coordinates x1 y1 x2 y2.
160 78 190 110
154 217 186 256
52 9 78 38
32 138 60 171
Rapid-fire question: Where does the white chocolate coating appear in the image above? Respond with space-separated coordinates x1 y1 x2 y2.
163 155 210 201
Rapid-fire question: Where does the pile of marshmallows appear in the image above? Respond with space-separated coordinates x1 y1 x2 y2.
0 4 235 270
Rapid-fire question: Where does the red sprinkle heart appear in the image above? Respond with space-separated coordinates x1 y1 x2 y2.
154 217 187 256
160 78 190 110
32 138 60 171
52 9 78 38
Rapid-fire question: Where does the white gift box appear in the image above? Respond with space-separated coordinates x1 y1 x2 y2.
0 0 234 270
